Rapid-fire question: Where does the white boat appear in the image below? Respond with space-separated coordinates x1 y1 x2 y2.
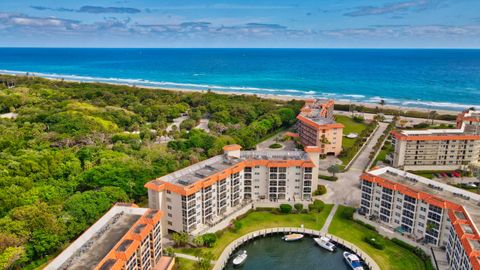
282 233 304 242
343 251 364 270
233 250 247 266
313 236 336 252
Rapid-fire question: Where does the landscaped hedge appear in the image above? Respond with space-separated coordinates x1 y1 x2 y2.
269 143 283 149
279 204 293 214
319 174 338 181
369 119 397 163
338 120 378 166
364 235 385 250
313 185 327 196
294 203 304 213
353 219 378 232
255 207 277 213
308 199 325 213
391 238 435 270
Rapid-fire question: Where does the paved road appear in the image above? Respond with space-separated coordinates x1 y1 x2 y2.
195 118 210 132
317 122 389 206
166 115 189 132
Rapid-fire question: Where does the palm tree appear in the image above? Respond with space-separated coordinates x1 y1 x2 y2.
197 251 215 270
327 164 340 177
429 110 438 125
475 170 480 194
379 99 386 107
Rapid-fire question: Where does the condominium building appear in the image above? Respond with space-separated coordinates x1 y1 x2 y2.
295 99 344 155
359 167 480 270
145 144 321 235
45 204 165 270
391 109 480 171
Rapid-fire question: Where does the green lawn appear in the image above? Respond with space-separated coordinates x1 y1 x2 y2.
174 257 197 270
372 141 394 168
328 206 428 270
177 205 333 258
335 115 368 149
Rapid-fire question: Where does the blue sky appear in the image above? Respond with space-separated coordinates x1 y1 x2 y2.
1 0 479 48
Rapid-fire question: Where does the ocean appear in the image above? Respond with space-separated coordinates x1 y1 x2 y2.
0 48 479 111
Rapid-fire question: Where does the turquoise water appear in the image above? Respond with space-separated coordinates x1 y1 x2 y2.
224 235 352 270
0 48 479 110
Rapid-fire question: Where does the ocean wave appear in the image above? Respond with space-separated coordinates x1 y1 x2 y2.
401 100 479 110
343 94 365 99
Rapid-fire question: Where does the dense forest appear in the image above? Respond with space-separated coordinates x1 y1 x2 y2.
0 76 302 269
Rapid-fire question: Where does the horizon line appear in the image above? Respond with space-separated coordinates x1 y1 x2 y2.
1 47 480 50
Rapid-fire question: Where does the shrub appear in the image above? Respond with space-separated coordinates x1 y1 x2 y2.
279 204 292 214
354 219 377 232
364 235 385 250
294 203 303 213
308 199 325 213
202 233 217 247
318 174 338 181
255 207 276 212
313 185 327 196
391 238 429 259
180 118 197 130
341 207 355 220
269 143 282 149
353 116 365 123
231 220 242 232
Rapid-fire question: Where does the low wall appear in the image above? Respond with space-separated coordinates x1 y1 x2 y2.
212 227 380 270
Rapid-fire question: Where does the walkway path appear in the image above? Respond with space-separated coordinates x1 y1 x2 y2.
174 253 200 262
166 115 189 132
320 204 338 233
317 122 388 206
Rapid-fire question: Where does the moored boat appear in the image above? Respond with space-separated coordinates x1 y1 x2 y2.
282 233 304 242
313 236 336 252
343 251 364 270
233 250 247 266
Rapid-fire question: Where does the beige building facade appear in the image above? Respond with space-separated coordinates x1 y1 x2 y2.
360 167 480 270
145 144 321 235
391 109 480 171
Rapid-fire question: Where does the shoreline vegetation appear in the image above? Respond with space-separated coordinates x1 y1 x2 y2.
1 72 462 117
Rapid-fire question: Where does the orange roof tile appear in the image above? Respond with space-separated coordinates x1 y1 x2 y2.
223 144 242 151
390 130 480 141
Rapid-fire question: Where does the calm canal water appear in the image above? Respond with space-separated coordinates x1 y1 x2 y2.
225 235 351 270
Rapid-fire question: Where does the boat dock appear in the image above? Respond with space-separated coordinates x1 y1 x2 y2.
213 227 380 270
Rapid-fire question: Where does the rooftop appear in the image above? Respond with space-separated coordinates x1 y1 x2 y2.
45 205 148 270
157 150 310 187
368 167 480 229
299 99 335 124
